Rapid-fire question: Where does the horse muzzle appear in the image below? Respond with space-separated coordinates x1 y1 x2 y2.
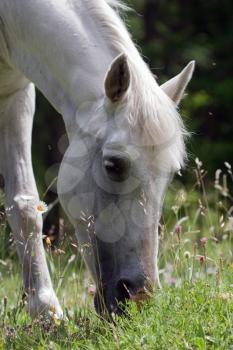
94 274 151 317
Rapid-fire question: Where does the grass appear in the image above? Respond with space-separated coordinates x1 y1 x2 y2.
0 278 233 349
0 160 233 349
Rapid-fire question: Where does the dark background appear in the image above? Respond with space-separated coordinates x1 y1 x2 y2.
32 0 233 231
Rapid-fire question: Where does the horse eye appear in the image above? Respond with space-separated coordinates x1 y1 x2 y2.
103 156 131 182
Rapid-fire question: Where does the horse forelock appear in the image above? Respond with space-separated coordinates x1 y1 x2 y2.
112 86 186 174
127 72 188 173
79 0 188 172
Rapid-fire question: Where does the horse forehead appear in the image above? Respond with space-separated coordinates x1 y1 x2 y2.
104 111 140 144
105 123 131 144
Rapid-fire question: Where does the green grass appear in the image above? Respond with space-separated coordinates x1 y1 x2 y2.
0 274 233 349
0 161 233 349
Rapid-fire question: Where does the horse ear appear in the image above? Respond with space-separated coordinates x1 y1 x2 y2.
160 61 195 105
105 53 130 102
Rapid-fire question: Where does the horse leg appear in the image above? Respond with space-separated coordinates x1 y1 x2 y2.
0 82 62 319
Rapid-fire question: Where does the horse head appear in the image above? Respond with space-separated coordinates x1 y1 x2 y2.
58 53 195 315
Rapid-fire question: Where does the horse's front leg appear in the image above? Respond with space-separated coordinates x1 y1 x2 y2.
0 82 62 319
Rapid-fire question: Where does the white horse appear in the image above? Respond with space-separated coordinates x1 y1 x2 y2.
0 0 194 318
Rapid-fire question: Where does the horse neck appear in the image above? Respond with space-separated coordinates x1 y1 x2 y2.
2 0 123 132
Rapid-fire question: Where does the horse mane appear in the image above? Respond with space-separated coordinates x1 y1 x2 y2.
81 0 188 172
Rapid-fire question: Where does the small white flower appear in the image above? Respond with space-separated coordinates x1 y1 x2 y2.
36 201 48 214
